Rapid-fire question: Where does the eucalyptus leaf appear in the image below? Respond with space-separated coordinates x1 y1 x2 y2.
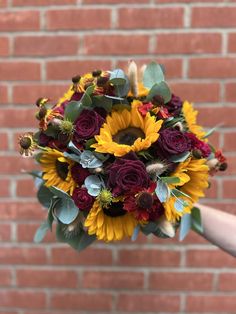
85 138 97 149
161 176 180 184
191 206 203 234
54 198 79 224
37 184 55 209
179 213 191 241
68 141 82 155
141 221 158 235
146 81 172 104
27 170 42 179
92 96 113 112
34 221 50 243
109 78 126 85
105 95 124 101
77 232 96 252
49 186 72 201
44 125 58 138
80 150 103 169
115 76 130 98
169 151 190 163
143 61 165 88
131 225 140 241
174 198 185 213
171 188 191 199
155 180 170 202
109 69 126 80
81 92 92 107
84 175 103 196
64 101 84 122
63 152 81 163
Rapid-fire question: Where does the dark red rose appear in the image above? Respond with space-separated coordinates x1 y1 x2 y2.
156 128 191 158
186 133 211 158
72 187 95 211
107 158 150 196
165 94 183 116
74 109 104 140
71 164 90 186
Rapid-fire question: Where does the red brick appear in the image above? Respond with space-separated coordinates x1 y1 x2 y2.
181 230 209 245
157 33 222 54
16 179 36 197
203 201 236 216
0 0 7 7
46 9 111 30
0 85 8 104
0 156 35 175
189 58 236 78
51 247 112 265
228 33 236 52
208 131 220 148
14 36 79 57
219 156 236 176
0 11 40 31
158 0 222 2
17 269 77 288
118 8 184 29
0 224 11 241
117 294 180 312
0 37 9 57
17 223 55 243
205 178 218 199
85 0 148 3
218 273 236 291
0 179 10 197
222 179 236 198
0 269 12 286
46 60 112 80
0 108 36 127
223 132 236 152
186 249 236 268
13 0 76 5
0 202 44 221
84 35 150 55
0 247 47 265
83 271 144 289
197 106 236 127
116 58 183 79
170 82 220 103
0 291 46 309
117 249 180 267
225 82 236 102
149 272 213 291
192 7 236 28
13 84 69 105
51 292 112 311
0 133 8 150
0 62 41 81
186 295 236 312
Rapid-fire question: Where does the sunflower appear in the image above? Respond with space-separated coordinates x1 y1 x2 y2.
84 199 138 242
40 148 76 195
18 132 37 157
182 101 206 140
164 158 209 222
91 100 163 157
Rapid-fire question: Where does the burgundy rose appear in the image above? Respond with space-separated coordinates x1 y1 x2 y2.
74 109 104 140
107 158 150 196
71 164 90 186
156 128 191 159
186 133 211 158
72 187 95 211
165 94 183 116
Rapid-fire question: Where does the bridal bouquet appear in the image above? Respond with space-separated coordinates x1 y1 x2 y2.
19 61 227 251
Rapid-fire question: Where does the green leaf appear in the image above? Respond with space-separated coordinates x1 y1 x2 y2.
47 198 59 230
85 138 97 149
143 61 165 88
77 232 96 252
161 176 180 184
191 206 203 234
137 150 154 160
153 228 171 239
141 222 158 235
64 101 84 122
34 221 50 243
27 170 42 179
169 151 190 163
155 180 170 202
37 184 55 208
54 198 79 224
109 69 126 81
49 186 71 201
179 213 191 241
109 77 126 85
203 124 222 139
171 188 191 199
92 96 113 112
85 84 95 96
44 125 58 138
146 81 172 104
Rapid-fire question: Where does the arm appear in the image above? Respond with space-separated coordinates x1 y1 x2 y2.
196 203 236 257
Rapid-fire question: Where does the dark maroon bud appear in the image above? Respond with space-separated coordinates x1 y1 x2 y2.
72 75 81 84
219 162 228 171
192 149 202 159
92 69 102 77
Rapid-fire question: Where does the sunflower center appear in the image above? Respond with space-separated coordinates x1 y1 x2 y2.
113 127 145 146
19 136 32 149
136 192 153 209
103 201 126 217
55 159 69 181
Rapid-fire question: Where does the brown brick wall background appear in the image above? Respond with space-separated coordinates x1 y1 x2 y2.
1 0 236 313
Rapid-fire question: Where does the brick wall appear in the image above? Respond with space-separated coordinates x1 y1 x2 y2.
1 0 236 313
